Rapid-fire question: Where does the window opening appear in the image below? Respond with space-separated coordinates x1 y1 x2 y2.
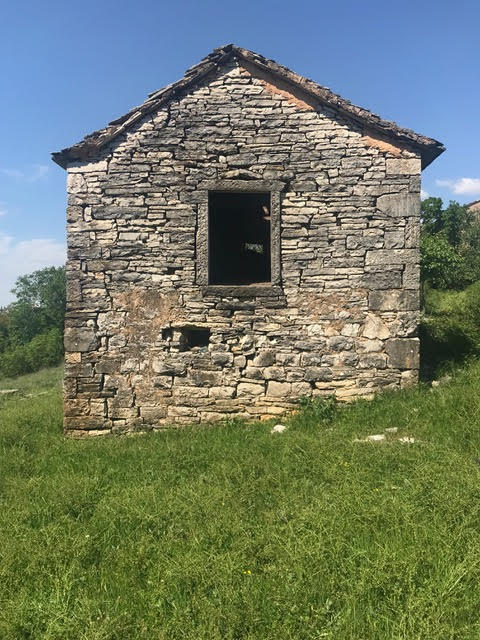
208 191 271 285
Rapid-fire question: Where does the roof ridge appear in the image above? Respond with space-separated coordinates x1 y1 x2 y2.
52 44 445 169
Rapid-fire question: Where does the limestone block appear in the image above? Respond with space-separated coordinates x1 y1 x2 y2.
210 386 236 398
369 290 419 312
262 366 286 381
386 158 421 175
377 194 420 218
252 350 276 367
237 382 265 396
64 327 98 353
304 367 332 382
365 248 418 266
291 381 313 396
386 338 419 370
141 406 168 421
152 359 186 376
401 369 418 387
362 269 402 290
362 314 390 340
68 160 108 174
384 231 405 249
358 354 387 369
266 381 292 397
190 370 223 387
243 366 263 380
403 264 420 289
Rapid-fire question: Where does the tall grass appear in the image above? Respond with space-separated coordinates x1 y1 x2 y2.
1 364 480 638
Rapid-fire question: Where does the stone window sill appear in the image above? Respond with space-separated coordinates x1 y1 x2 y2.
202 284 283 298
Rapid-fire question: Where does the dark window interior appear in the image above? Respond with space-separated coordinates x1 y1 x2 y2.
162 326 210 350
209 191 271 285
183 327 210 349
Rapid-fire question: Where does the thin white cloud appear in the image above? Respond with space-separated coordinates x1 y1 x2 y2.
29 164 49 181
436 178 480 196
421 189 429 200
0 231 66 307
0 202 8 217
1 168 24 179
0 164 49 183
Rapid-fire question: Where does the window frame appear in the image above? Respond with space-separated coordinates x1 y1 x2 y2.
197 179 282 294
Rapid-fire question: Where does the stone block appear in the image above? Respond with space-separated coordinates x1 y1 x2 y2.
386 158 421 175
377 194 420 218
386 338 419 370
237 382 265 396
266 381 292 397
362 314 390 340
369 289 419 312
141 406 168 421
252 350 276 367
64 327 98 353
304 367 332 382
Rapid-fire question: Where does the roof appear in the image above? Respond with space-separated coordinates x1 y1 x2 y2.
52 44 445 170
466 200 480 210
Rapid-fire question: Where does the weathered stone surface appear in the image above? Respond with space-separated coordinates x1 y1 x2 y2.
64 327 98 352
362 314 390 340
376 194 420 218
369 290 420 312
386 339 420 369
386 158 422 175
60 56 424 435
266 381 292 397
237 382 265 396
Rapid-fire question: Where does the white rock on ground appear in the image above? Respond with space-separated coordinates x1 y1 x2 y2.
271 424 287 434
366 434 386 442
385 427 398 434
353 434 386 442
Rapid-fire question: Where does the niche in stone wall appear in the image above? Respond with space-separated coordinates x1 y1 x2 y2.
162 326 211 351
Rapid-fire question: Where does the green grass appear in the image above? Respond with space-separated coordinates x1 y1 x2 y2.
1 364 480 638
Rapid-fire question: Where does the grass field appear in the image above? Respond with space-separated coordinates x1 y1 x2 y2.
1 364 480 639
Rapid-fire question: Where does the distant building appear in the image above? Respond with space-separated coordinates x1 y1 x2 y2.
466 200 480 213
53 45 444 436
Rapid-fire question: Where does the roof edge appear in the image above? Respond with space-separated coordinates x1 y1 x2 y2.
52 44 445 170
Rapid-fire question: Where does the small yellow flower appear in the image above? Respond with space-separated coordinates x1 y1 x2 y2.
242 569 252 575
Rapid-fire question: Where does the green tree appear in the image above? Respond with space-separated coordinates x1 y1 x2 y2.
420 233 464 289
420 198 480 289
8 266 66 345
0 308 9 353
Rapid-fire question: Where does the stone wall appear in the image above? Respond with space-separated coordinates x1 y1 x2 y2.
64 59 421 436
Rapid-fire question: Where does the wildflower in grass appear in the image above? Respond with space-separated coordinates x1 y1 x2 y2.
242 569 252 575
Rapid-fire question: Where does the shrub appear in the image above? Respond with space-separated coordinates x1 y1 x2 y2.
298 394 337 424
420 283 480 378
0 328 64 378
420 233 466 290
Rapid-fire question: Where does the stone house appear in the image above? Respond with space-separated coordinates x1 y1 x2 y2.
467 200 480 214
53 45 444 436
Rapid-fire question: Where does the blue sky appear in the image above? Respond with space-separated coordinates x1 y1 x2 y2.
0 0 479 304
